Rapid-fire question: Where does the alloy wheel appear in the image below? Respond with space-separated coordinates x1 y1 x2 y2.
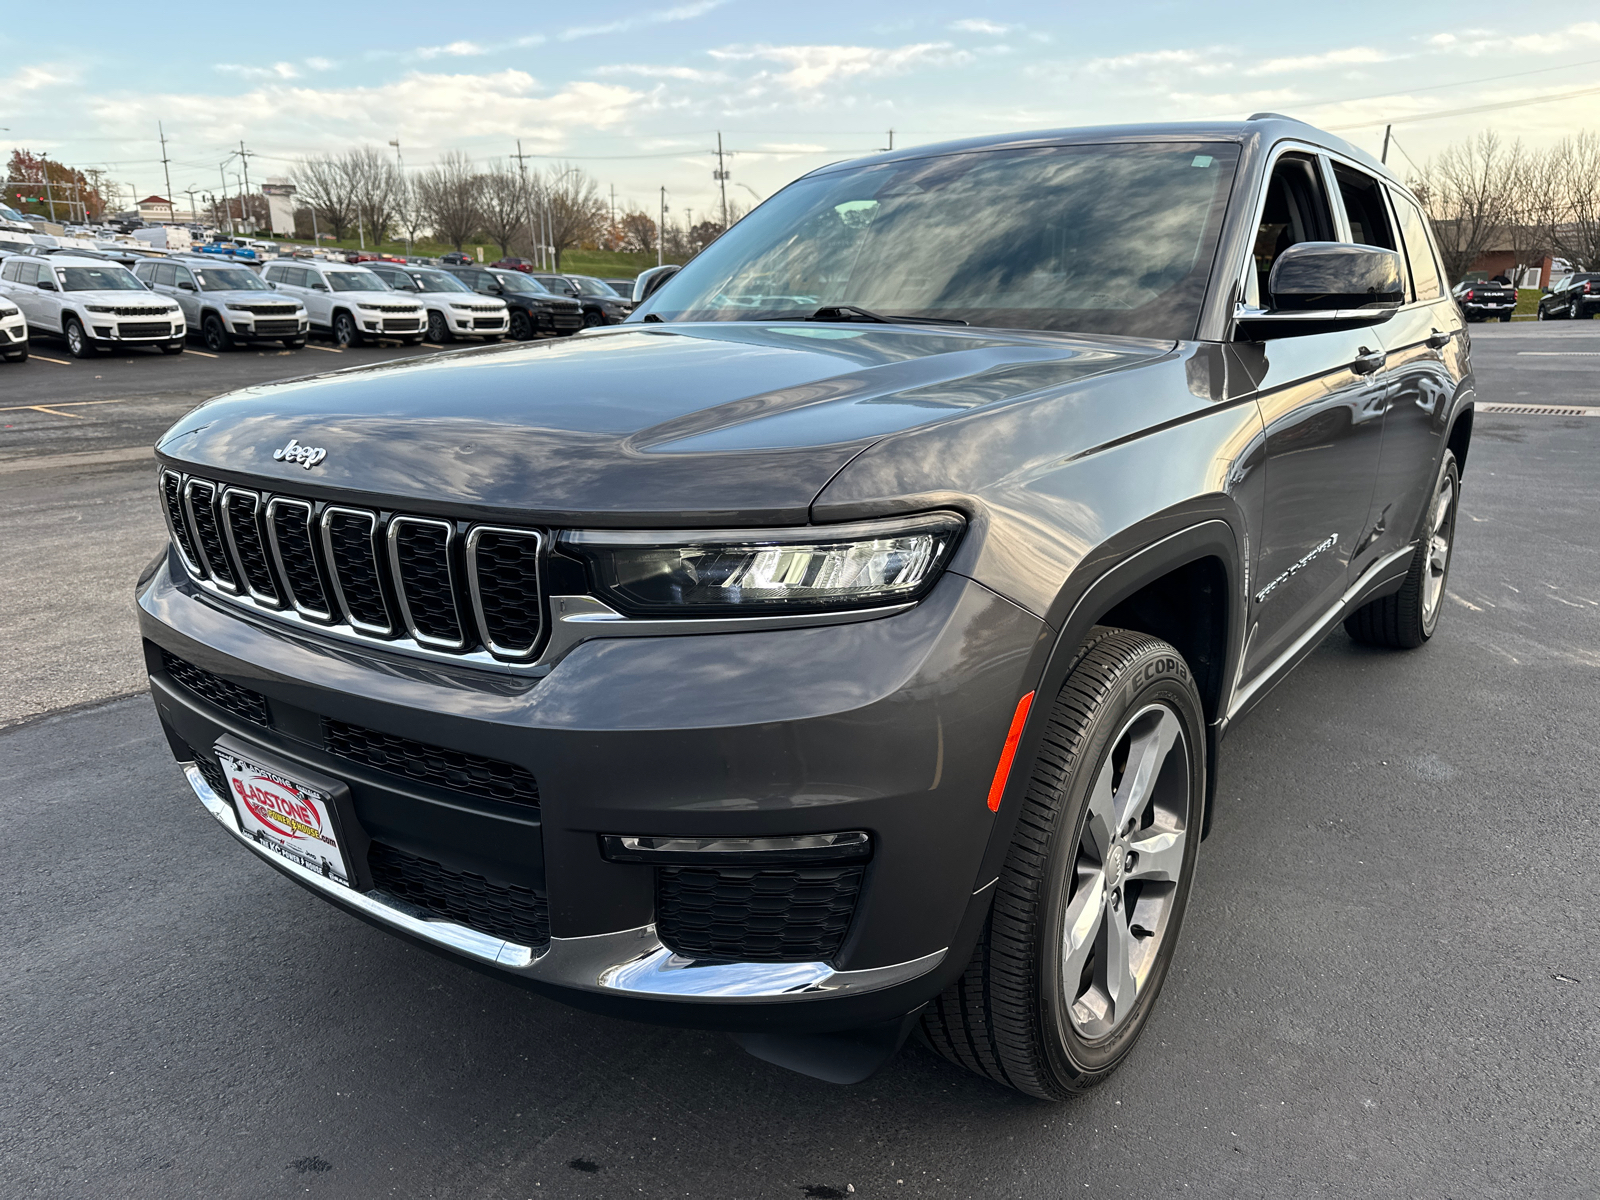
1061 703 1190 1042
428 311 449 342
1422 470 1455 625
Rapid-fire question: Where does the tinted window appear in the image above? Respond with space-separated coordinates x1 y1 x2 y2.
1 260 19 282
132 261 156 282
1390 190 1443 301
1252 153 1335 304
327 270 384 293
153 263 176 286
1333 165 1395 250
173 266 197 288
639 142 1241 339
58 266 146 291
409 269 472 293
494 272 551 294
195 267 261 291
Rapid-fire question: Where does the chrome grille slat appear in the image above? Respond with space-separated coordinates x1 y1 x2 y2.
182 479 238 591
160 471 547 667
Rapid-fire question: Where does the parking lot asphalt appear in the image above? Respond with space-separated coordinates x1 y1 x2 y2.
2 323 1597 1198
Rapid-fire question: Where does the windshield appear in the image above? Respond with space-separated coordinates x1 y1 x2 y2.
195 267 262 291
0 203 26 223
571 276 618 297
409 270 472 293
637 142 1241 339
58 265 147 292
327 270 386 293
493 272 549 294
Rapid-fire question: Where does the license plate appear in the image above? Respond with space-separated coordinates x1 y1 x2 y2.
217 746 354 887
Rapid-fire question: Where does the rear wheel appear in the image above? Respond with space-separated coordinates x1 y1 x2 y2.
64 317 96 359
1501 312 1514 322
333 311 362 348
508 310 533 341
1345 451 1459 649
922 628 1205 1099
202 315 232 352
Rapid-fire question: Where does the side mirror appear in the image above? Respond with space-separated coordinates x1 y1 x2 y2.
312 282 329 292
487 283 503 294
633 264 680 304
1236 242 1402 339
178 281 195 291
37 278 56 291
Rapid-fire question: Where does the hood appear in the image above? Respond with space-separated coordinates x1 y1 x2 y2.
157 322 1171 526
333 290 422 305
217 289 302 304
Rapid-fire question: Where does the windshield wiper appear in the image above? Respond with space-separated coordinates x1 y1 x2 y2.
804 304 967 326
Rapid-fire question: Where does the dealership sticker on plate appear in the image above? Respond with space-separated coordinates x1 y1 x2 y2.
218 748 352 887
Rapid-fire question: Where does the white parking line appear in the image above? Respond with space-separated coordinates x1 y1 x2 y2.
306 345 343 353
1516 351 1600 355
187 349 218 359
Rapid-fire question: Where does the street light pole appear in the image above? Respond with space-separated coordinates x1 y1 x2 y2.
658 186 667 268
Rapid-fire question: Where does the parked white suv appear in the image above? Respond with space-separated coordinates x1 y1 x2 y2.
0 294 27 362
0 253 185 357
259 259 425 347
362 262 508 342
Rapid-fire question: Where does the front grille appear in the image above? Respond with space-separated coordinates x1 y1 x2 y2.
161 472 547 664
381 318 420 333
242 305 298 316
323 718 539 806
655 865 864 963
367 841 549 948
253 319 300 335
162 650 270 726
191 748 229 798
372 305 418 314
112 306 170 317
473 317 505 330
121 322 172 338
553 313 584 329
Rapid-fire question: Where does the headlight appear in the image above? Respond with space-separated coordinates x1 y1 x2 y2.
450 302 474 310
0 306 18 318
86 305 113 313
560 512 964 616
225 302 255 311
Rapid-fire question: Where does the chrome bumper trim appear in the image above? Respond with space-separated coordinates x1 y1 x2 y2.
183 763 944 1002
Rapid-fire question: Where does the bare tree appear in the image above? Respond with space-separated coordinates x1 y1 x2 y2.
1415 131 1519 285
340 146 401 248
414 151 482 249
618 210 656 254
293 154 356 242
394 177 429 250
541 165 606 269
1546 132 1600 270
478 163 527 257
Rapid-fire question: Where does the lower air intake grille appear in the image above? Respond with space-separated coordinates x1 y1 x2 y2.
655 865 864 963
162 651 270 726
322 719 539 807
121 322 172 338
367 841 549 948
191 747 229 798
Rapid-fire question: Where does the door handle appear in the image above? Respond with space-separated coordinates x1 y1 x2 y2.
1351 347 1387 376
1425 329 1452 349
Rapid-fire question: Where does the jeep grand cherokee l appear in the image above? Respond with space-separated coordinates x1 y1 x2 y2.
140 116 1472 1097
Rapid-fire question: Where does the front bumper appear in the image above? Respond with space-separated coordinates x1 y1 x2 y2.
140 552 1044 1031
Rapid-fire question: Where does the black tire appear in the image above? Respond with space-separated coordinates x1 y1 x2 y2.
1537 306 1548 320
508 310 533 341
1501 312 1514 322
922 628 1206 1100
1345 451 1459 649
427 311 451 343
202 314 232 352
159 340 184 355
64 317 96 359
582 309 603 327
333 310 362 348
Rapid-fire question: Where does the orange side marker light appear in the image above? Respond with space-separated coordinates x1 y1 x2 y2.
986 691 1036 812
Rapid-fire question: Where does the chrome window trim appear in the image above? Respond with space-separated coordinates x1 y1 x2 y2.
181 477 238 592
159 469 204 577
263 496 334 621
219 486 282 607
386 515 468 651
183 760 943 1001
465 525 544 661
319 505 394 637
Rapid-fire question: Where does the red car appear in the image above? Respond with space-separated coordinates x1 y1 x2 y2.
489 257 535 273
343 251 380 264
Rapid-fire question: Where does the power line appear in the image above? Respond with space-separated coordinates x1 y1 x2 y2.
1326 81 1600 130
1297 54 1600 112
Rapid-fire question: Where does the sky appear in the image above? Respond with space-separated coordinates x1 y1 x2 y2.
4 1 1598 222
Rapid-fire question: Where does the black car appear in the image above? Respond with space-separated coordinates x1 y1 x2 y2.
439 251 473 266
139 115 1471 1098
438 265 583 337
530 272 631 326
1537 273 1597 319
1452 277 1515 322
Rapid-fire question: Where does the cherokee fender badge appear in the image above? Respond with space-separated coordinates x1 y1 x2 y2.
272 438 326 469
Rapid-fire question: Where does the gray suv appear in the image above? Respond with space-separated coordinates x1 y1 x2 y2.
134 258 308 351
140 116 1472 1098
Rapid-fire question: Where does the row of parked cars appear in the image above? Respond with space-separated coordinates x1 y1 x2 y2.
0 245 636 361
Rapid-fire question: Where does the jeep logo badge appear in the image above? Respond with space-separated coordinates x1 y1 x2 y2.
272 438 327 469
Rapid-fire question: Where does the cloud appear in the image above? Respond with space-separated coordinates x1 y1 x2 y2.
595 63 730 83
303 57 337 72
560 0 725 42
1428 20 1600 57
1077 48 1233 77
215 61 301 80
709 42 969 91
1249 46 1395 75
1 63 78 92
409 41 488 60
951 19 1012 34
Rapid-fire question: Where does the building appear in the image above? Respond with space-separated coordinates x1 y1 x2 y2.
136 195 174 223
262 179 297 238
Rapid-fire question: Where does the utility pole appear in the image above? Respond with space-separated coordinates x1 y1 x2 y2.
183 186 201 228
511 140 539 267
713 131 729 230
40 154 57 222
658 186 667 268
159 122 175 222
388 139 407 254
609 183 616 236
1381 124 1392 165
218 160 233 234
238 140 254 233
888 129 894 151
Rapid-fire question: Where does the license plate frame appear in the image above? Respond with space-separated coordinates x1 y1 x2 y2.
214 736 363 889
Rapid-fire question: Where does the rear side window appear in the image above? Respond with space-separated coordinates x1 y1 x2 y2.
1333 165 1395 249
153 263 176 286
3 259 21 282
1252 153 1335 304
1389 191 1443 301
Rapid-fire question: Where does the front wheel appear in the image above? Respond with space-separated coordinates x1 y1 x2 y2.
333 311 362 348
922 628 1205 1099
65 317 97 359
1345 450 1459 649
202 315 232 352
508 310 533 341
426 311 451 343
